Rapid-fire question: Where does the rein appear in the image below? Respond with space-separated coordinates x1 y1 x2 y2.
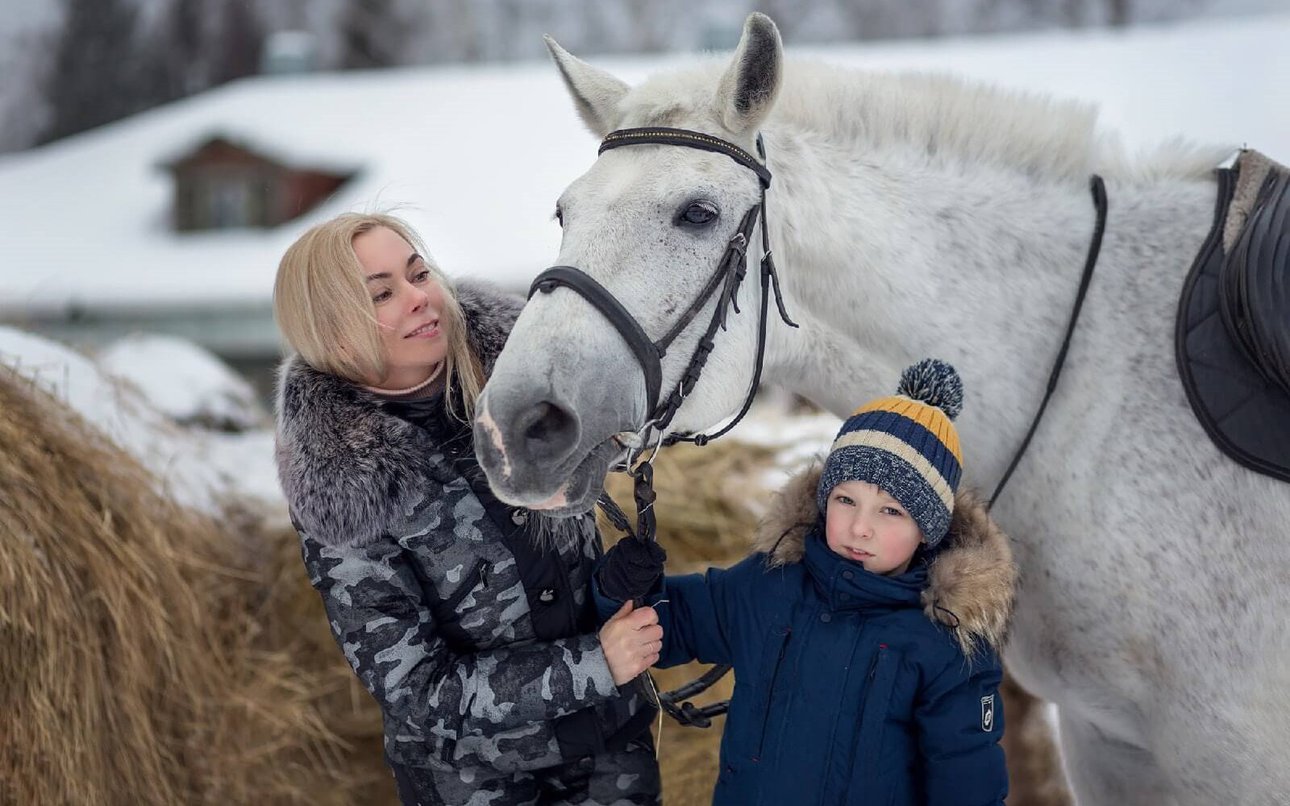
988 175 1108 509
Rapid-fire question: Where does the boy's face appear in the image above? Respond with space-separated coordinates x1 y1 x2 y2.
824 480 924 576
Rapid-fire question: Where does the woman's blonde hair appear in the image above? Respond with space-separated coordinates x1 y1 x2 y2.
273 212 484 420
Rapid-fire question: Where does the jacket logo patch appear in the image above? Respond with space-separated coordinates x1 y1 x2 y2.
981 694 996 732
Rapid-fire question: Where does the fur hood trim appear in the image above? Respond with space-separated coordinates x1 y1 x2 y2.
754 462 1016 658
274 280 523 547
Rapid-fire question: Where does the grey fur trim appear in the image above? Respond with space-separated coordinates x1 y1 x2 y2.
454 279 525 377
274 280 523 547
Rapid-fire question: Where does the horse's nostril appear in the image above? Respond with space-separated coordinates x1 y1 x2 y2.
516 400 578 458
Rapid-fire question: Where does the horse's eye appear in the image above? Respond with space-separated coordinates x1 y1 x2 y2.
678 201 719 227
554 206 564 227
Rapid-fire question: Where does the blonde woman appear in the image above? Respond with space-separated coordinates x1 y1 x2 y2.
273 213 662 805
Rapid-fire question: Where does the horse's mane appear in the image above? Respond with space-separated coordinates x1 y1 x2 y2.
629 59 1228 184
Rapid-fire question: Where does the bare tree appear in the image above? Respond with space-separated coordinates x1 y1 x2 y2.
339 0 406 69
213 0 265 83
1107 0 1130 26
1062 0 1089 26
165 0 208 93
40 0 149 143
623 0 674 52
429 0 485 63
839 0 945 40
756 0 817 41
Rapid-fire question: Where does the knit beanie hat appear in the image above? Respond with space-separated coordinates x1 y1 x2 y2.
816 359 965 548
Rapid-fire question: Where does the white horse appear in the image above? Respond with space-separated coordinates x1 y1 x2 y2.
474 14 1290 804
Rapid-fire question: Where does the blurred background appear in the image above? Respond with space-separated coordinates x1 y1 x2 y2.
3 0 1285 154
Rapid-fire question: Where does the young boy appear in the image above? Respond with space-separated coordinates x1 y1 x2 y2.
595 359 1015 806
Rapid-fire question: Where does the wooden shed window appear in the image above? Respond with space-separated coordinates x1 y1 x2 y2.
185 170 270 230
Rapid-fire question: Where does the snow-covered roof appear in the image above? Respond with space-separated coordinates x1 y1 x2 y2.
0 12 1287 315
155 132 360 175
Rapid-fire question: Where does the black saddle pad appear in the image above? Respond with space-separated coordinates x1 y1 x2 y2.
1176 153 1290 482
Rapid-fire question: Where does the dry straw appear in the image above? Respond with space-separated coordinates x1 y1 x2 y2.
0 367 392 805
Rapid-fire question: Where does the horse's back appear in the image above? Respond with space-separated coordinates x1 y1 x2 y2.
1001 173 1290 793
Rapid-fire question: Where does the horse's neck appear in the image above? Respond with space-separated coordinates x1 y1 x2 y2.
763 142 1216 485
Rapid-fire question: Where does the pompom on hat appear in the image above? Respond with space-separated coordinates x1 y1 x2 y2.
816 359 965 548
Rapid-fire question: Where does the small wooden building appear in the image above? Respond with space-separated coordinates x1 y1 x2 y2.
164 136 353 231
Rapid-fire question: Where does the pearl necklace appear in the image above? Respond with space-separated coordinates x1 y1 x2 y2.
362 361 444 396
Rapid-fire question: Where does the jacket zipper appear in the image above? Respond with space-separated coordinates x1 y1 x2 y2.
867 645 884 682
854 644 893 792
441 558 487 614
754 627 791 761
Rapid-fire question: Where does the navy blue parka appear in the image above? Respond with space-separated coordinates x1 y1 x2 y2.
597 464 1016 806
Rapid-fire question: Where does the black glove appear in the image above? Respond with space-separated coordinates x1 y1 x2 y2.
598 536 667 603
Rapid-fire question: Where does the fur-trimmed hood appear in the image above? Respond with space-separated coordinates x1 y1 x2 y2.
274 280 523 547
754 462 1016 658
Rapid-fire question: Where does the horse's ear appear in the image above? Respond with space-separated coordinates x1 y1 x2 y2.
545 35 629 138
717 13 783 135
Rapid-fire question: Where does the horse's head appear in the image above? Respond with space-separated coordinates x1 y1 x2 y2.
474 14 785 514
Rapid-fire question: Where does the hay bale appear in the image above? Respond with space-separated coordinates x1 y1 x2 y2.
0 367 391 805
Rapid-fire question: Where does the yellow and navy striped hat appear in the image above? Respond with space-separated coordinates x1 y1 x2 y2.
816 359 964 547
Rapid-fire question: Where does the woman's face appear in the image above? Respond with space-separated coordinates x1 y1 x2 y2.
353 226 449 389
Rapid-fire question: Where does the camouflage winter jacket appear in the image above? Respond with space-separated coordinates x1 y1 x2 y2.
274 281 651 774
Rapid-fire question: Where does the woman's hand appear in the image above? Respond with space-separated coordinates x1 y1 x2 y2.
598 600 663 685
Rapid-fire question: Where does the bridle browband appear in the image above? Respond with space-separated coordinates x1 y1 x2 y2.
528 127 797 728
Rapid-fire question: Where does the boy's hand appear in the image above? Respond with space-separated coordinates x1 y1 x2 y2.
598 601 663 685
597 536 666 602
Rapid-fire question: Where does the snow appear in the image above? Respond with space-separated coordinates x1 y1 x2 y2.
0 11 1287 315
95 334 268 430
733 399 843 494
0 327 285 516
